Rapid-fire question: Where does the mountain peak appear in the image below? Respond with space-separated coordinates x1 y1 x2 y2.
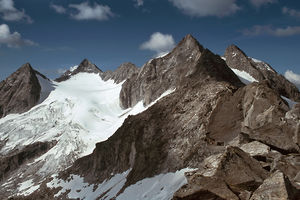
175 34 204 53
18 63 35 73
225 44 247 58
55 59 102 82
77 58 103 73
0 63 41 118
101 62 139 83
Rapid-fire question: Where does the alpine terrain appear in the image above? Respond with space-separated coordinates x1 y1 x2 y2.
0 34 300 200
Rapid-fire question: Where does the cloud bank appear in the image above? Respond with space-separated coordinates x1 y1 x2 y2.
283 7 300 18
69 2 114 21
0 24 37 48
284 70 300 89
141 32 175 57
50 4 66 14
0 0 32 23
169 0 240 17
242 25 300 37
249 0 276 7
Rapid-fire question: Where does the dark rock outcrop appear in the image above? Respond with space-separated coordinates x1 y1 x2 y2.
101 62 140 84
0 141 56 181
173 147 269 200
0 63 41 118
250 170 300 200
120 34 242 109
224 45 300 102
55 59 102 82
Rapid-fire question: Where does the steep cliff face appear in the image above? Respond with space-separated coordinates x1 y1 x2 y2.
0 63 41 118
224 45 300 102
101 62 140 84
55 59 103 82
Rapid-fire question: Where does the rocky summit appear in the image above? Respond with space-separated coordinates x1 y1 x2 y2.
0 34 300 200
0 64 42 118
225 44 300 102
55 58 103 82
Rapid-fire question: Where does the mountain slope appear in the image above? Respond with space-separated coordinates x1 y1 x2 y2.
0 71 172 198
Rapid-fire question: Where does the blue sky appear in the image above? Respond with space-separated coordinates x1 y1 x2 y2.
0 0 300 83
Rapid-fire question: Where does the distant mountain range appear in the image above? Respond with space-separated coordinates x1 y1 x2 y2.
0 34 300 200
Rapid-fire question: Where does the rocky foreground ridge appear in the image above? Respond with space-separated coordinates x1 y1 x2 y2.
1 35 300 200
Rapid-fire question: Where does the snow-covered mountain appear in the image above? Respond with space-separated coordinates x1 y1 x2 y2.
0 69 175 198
1 35 300 200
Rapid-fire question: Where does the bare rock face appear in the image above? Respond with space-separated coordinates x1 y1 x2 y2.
0 63 41 118
55 59 102 82
250 170 300 200
224 45 300 102
173 147 269 200
101 62 140 84
119 34 242 109
208 80 300 153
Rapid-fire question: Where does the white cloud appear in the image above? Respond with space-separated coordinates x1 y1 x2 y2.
0 0 32 23
135 0 144 7
50 4 66 14
249 0 276 7
242 25 300 37
0 24 37 48
140 32 175 57
284 70 300 89
69 2 114 21
283 7 300 18
169 0 240 17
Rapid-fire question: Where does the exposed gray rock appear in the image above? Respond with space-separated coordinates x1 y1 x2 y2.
0 63 41 118
55 59 102 82
250 170 300 200
101 62 140 84
225 45 300 102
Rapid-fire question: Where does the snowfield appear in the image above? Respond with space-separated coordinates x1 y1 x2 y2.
47 168 194 200
0 72 174 197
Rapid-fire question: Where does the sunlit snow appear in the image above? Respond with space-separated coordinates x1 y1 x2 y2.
0 72 175 196
47 168 194 200
230 68 257 84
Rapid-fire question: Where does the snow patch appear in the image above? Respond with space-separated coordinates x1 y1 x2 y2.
231 68 258 84
250 57 275 72
36 74 55 103
281 96 297 109
117 168 194 200
16 179 40 196
47 168 194 200
70 65 78 72
47 170 131 200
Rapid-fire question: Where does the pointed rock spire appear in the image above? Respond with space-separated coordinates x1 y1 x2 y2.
0 63 41 118
225 44 300 102
55 59 102 82
120 34 242 109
